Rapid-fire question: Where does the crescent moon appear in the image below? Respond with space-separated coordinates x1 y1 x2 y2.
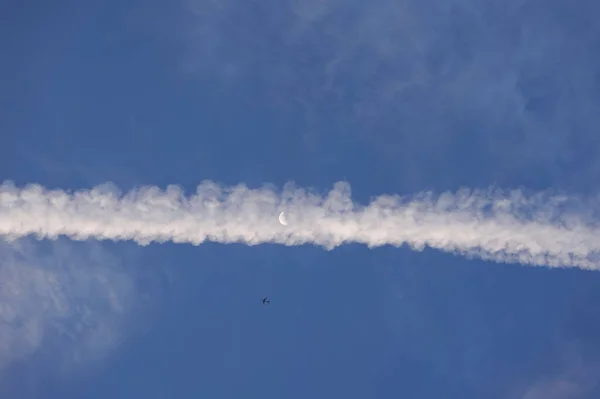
278 211 288 226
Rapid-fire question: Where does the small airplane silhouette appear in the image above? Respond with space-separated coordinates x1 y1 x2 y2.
262 297 270 304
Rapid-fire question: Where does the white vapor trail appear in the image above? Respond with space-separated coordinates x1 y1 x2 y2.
1 180 599 269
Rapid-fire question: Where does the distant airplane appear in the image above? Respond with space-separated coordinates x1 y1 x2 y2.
262 297 270 304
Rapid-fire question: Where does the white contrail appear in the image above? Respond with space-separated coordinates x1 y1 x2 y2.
1 180 599 269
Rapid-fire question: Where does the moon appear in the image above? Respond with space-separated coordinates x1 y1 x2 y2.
278 211 288 226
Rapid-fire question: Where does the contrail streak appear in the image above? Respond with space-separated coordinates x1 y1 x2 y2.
1 180 599 269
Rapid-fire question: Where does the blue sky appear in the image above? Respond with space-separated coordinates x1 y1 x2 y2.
2 0 600 398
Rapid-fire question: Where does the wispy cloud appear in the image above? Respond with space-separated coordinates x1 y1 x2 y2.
0 236 163 393
517 347 600 399
1 180 599 269
179 0 600 189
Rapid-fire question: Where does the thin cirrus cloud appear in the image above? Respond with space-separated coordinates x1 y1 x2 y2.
1 180 599 270
0 237 141 382
179 0 600 191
